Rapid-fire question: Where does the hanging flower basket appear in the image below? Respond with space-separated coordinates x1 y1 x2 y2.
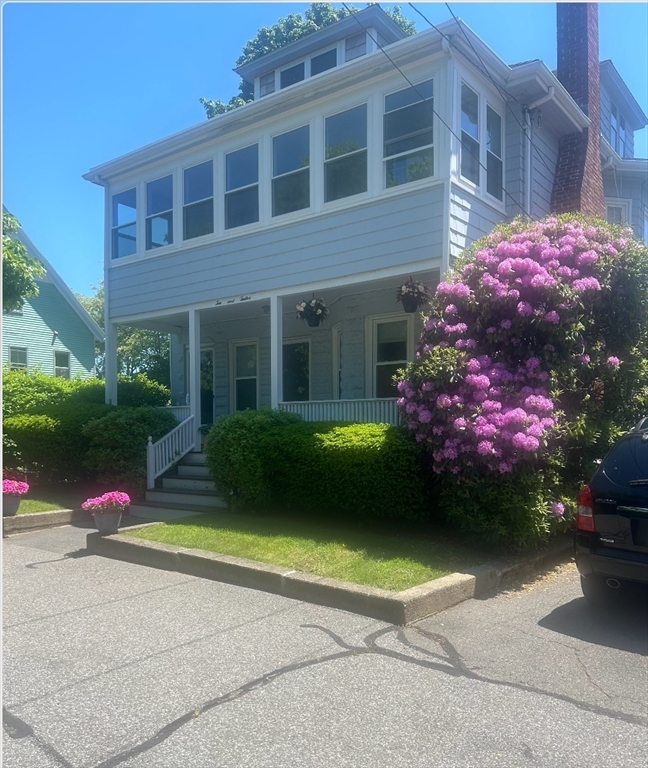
3 479 29 517
397 278 431 313
296 296 329 327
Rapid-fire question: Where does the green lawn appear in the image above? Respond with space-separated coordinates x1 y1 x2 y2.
13 484 98 515
124 512 492 591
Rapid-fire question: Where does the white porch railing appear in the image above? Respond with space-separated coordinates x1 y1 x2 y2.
163 405 191 421
280 398 400 425
147 415 196 489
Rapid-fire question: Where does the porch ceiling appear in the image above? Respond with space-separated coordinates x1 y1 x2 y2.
121 268 440 334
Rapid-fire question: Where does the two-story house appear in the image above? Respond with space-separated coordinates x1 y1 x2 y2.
83 5 647 461
2 208 103 378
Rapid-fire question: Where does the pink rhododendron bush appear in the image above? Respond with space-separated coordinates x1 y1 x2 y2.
398 214 648 545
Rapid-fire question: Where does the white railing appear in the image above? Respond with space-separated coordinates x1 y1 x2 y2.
147 415 195 489
280 398 400 425
162 405 191 421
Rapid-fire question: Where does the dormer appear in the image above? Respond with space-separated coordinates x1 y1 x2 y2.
600 60 648 159
234 6 407 101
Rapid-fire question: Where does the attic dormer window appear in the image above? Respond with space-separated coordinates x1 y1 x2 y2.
345 32 366 62
280 62 305 89
311 49 336 76
260 71 275 97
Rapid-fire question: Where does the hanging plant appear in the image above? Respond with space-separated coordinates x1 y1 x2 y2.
296 296 329 327
397 277 431 313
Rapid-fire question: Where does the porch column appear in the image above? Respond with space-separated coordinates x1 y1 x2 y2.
188 309 201 449
270 294 283 409
105 322 118 405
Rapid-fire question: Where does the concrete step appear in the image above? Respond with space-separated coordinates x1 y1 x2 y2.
181 452 207 466
177 463 211 478
145 489 227 509
162 476 216 492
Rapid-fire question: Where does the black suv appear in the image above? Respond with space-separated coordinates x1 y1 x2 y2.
574 417 648 603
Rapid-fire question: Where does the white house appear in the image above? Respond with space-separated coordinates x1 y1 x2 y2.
83 5 647 463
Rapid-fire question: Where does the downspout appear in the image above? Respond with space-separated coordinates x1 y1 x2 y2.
524 86 554 218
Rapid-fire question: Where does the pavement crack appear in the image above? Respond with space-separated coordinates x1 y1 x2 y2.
3 707 75 768
574 650 613 700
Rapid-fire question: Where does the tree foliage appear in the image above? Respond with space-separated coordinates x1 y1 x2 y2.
2 212 45 312
200 3 416 118
76 283 170 387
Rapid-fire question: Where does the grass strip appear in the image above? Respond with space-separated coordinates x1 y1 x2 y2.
124 512 488 591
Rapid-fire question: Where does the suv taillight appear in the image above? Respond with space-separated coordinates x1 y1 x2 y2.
576 485 595 531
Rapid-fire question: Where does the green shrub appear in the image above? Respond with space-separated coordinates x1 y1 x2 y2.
2 369 170 417
3 403 115 482
204 411 429 522
204 409 303 507
82 407 178 496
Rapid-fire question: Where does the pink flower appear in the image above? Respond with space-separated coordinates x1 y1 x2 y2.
550 502 565 517
606 356 620 368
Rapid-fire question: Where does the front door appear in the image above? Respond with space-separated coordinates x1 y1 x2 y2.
200 349 214 425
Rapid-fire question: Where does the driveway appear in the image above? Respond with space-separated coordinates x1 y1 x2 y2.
3 525 647 768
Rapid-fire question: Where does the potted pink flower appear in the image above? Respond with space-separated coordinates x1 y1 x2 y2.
3 479 29 517
82 491 130 535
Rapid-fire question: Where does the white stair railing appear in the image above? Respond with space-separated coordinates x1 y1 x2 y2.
147 415 196 490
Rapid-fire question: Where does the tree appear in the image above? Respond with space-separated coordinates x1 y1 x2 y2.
2 212 45 312
77 283 171 387
200 3 416 118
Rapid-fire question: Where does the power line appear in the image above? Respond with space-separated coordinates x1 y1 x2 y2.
340 2 531 218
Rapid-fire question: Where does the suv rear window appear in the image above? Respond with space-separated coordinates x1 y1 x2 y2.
602 435 648 485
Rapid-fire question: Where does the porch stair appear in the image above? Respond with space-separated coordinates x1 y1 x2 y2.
130 451 228 521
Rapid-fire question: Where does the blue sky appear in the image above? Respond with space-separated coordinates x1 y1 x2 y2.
3 2 647 298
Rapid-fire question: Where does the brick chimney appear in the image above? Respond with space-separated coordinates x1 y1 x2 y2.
550 3 605 217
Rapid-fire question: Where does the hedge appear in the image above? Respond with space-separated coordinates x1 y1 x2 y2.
204 411 429 522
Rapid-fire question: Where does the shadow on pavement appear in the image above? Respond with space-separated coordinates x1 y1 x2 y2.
538 586 648 655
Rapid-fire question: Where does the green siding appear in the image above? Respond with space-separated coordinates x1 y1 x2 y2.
2 279 96 378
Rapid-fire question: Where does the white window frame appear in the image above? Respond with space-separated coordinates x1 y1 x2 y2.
485 103 504 202
224 143 260 231
365 313 414 398
230 339 259 413
323 101 369 205
282 336 311 403
54 350 71 379
605 199 631 225
279 59 306 90
145 174 174 251
9 346 28 370
110 187 137 260
182 159 215 242
271 124 311 218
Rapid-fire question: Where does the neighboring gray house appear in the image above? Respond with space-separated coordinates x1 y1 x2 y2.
83 5 647 450
2 210 103 378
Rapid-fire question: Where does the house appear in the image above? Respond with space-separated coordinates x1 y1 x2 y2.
2 209 104 378
83 4 647 456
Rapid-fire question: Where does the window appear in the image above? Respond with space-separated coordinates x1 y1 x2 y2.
311 49 336 76
146 175 173 250
373 319 409 398
9 347 27 370
619 114 627 158
111 188 137 259
260 71 275 97
233 342 258 411
325 105 367 202
345 32 366 61
273 126 310 217
280 62 305 89
184 161 214 240
486 106 503 200
283 340 310 401
611 105 627 158
384 79 434 188
461 84 480 185
225 145 259 229
606 201 629 225
54 351 70 379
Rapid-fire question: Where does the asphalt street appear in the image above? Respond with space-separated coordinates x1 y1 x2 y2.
3 524 647 768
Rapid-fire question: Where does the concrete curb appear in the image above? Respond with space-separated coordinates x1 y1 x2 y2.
86 525 573 625
3 508 82 534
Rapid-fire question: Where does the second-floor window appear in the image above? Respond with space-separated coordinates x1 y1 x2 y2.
611 104 627 157
273 126 310 217
325 104 367 202
54 350 70 379
461 83 480 185
384 79 434 188
225 144 259 229
10 346 27 370
111 188 136 259
486 106 503 200
146 175 173 250
184 161 214 240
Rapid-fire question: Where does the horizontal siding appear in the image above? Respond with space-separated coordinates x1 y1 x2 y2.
603 172 647 240
530 123 559 219
505 103 526 219
449 184 506 261
2 282 96 377
108 186 445 319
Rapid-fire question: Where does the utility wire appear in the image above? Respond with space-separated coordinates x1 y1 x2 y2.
341 2 531 218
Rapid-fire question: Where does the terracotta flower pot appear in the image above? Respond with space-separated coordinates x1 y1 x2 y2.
3 496 21 517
